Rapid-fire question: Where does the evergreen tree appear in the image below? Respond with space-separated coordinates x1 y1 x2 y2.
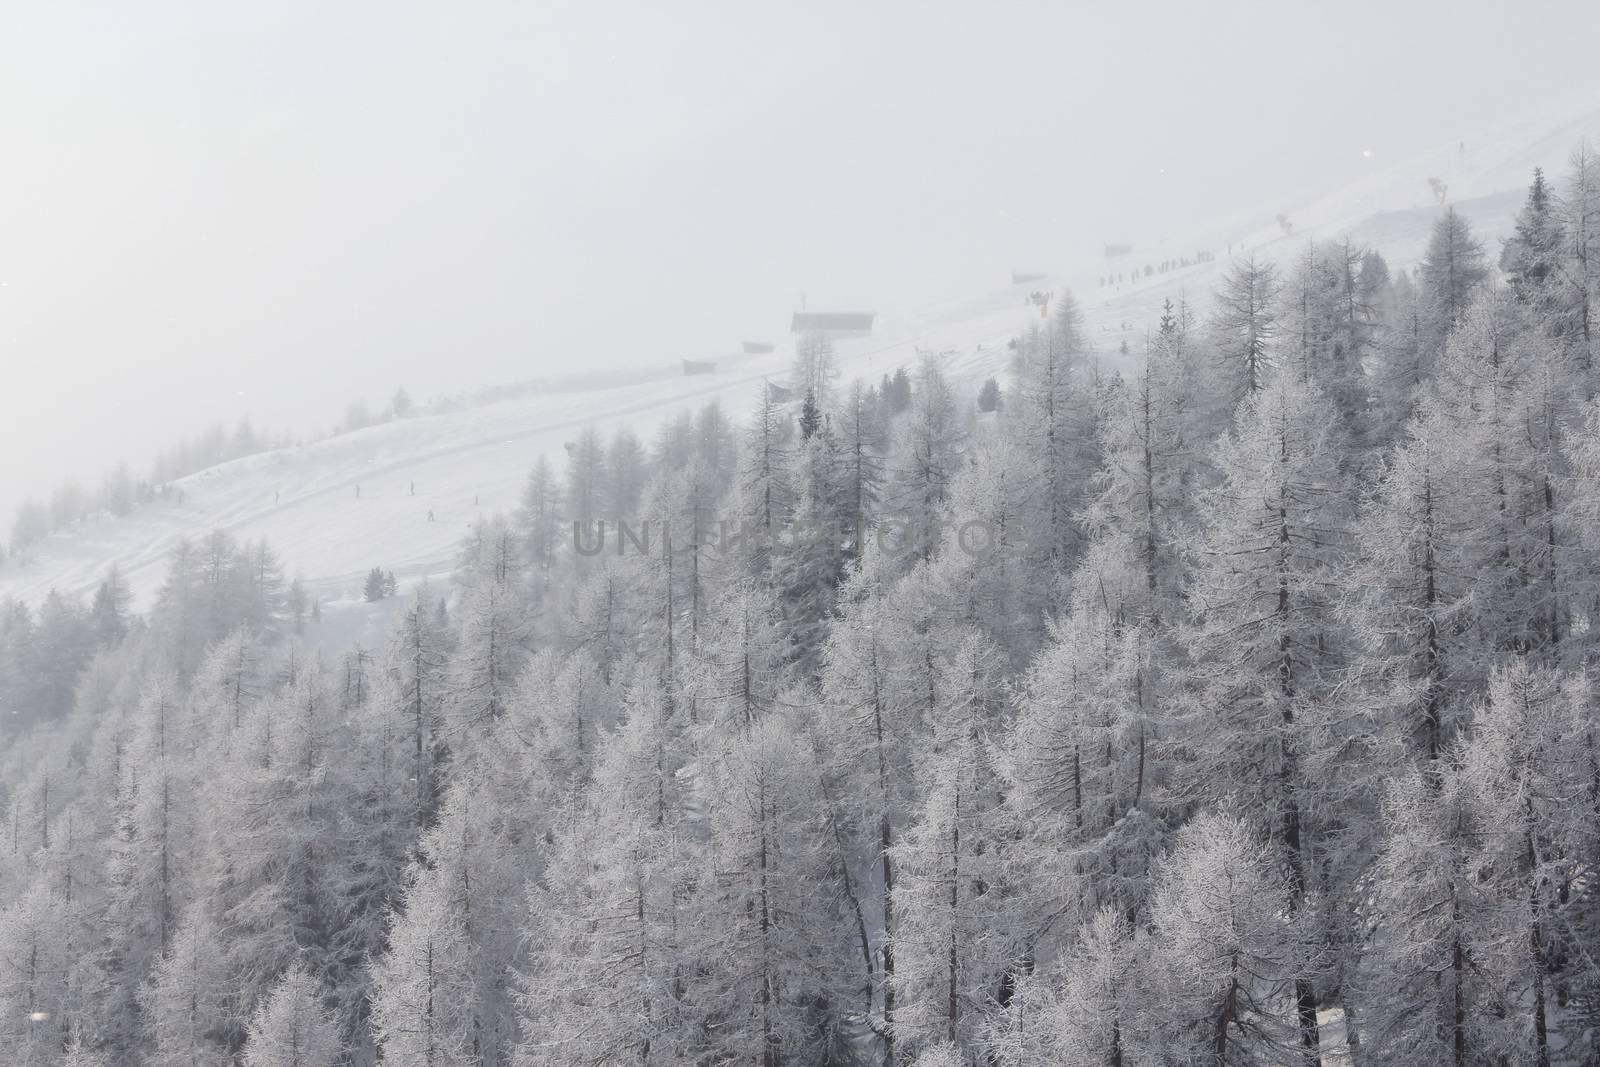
976 377 1001 413
286 576 308 634
370 833 483 1066
514 456 562 585
1557 143 1600 382
799 389 823 439
385 586 450 821
241 966 343 1067
694 400 739 489
836 379 884 564
143 911 231 1066
516 678 694 1066
0 883 72 1061
777 426 846 664
90 563 131 645
607 428 649 520
889 633 1011 1061
1209 254 1281 408
694 711 860 1064
793 331 839 409
1502 167 1566 316
564 425 609 530
1419 207 1489 358
1179 374 1351 1062
1358 764 1493 1066
985 908 1141 1066
887 355 965 565
1007 294 1098 571
739 388 795 579
889 367 913 414
1146 813 1316 1066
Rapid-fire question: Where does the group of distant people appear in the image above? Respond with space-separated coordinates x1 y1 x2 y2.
268 479 483 524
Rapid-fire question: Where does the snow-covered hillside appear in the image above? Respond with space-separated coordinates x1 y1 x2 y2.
5 95 1598 614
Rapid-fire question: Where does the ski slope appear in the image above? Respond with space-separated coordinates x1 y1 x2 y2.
4 95 1598 617
0 302 1035 613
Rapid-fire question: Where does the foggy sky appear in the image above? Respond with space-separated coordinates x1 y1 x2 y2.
2 0 1598 526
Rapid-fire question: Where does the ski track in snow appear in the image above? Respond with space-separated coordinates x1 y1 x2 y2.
5 96 1599 613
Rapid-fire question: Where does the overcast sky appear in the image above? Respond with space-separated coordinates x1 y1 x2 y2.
2 0 1598 524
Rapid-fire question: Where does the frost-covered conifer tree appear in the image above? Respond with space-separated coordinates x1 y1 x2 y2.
515 676 694 1066
1557 143 1600 380
1210 255 1281 409
1180 373 1351 1061
889 633 1013 1062
1145 813 1314 1066
1006 294 1098 571
515 455 562 587
564 425 609 530
1419 207 1490 359
241 966 342 1067
1502 168 1566 321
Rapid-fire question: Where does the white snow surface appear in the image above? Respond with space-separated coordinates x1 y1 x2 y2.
5 96 1599 612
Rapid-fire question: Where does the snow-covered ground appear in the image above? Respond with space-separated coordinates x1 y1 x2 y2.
5 95 1599 612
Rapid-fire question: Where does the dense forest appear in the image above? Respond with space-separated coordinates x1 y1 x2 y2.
3 147 1600 1066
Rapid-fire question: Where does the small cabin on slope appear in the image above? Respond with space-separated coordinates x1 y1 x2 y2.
682 359 717 376
741 341 775 354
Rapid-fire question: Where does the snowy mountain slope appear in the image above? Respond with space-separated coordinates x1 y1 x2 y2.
1074 91 1600 352
4 96 1598 613
0 312 1020 610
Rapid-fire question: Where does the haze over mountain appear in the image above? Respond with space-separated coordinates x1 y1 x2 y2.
3 0 1598 524
4 84 1598 621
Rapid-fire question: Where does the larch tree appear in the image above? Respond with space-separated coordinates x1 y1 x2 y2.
1419 207 1490 360
515 456 562 591
984 908 1143 1067
385 584 450 822
777 420 847 666
695 400 739 490
923 435 1033 660
607 428 650 522
889 632 1012 1063
1006 292 1099 573
694 711 860 1065
1179 373 1352 1063
1556 143 1600 381
0 883 72 1062
373 781 522 1067
817 559 923 1064
1145 812 1315 1067
886 354 966 566
370 852 481 1067
794 330 840 410
241 966 343 1067
1461 662 1598 1067
1209 255 1281 410
683 579 788 730
1357 765 1491 1067
515 676 694 1067
739 387 795 580
143 910 231 1067
1345 412 1474 769
1001 605 1162 936
564 425 609 532
443 566 527 739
